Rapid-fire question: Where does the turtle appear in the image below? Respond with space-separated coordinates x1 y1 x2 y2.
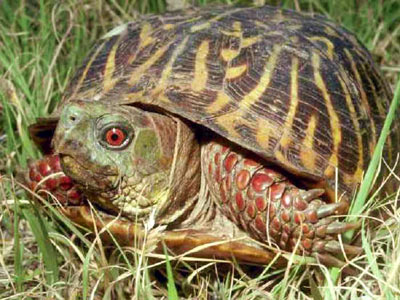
24 5 399 268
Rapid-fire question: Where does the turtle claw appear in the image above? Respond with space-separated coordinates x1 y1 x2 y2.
315 252 359 276
322 240 362 256
316 201 349 218
311 241 362 274
315 252 347 267
299 188 325 202
316 252 359 275
326 221 359 234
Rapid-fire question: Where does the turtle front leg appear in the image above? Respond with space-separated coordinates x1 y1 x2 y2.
202 141 361 266
24 154 83 205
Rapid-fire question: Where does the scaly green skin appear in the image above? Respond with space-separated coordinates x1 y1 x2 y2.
53 101 176 217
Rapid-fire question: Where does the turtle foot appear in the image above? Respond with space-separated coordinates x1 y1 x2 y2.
23 154 83 205
288 195 362 266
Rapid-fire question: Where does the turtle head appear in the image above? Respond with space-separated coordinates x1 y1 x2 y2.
53 101 200 220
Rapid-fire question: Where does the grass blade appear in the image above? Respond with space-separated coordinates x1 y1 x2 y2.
13 196 23 293
22 206 59 284
163 243 179 300
346 76 400 230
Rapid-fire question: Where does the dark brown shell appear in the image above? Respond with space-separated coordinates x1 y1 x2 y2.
32 5 399 200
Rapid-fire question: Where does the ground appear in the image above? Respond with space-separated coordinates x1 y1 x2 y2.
0 0 399 299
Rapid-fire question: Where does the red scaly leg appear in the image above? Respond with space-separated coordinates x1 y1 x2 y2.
24 154 83 206
202 141 361 264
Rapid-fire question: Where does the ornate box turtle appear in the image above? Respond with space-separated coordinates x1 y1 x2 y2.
24 5 399 268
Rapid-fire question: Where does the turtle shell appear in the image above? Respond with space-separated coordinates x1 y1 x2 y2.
30 5 398 201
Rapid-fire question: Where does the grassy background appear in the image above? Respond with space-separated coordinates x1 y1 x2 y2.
0 0 399 299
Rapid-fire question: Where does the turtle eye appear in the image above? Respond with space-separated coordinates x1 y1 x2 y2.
106 128 126 146
99 124 133 150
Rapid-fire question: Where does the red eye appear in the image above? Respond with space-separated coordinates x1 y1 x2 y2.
105 128 126 146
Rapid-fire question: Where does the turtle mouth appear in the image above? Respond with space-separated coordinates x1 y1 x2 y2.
24 154 166 220
60 154 119 192
24 154 122 216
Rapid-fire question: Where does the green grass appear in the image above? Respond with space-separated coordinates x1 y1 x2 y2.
0 0 399 298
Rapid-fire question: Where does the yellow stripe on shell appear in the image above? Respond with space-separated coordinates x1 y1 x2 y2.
241 36 261 48
236 44 281 110
343 48 377 155
300 114 318 171
216 21 242 37
190 8 244 33
343 171 364 191
312 52 342 176
158 36 190 88
225 64 247 79
256 118 280 150
191 22 211 32
149 36 191 103
206 92 231 114
233 21 241 31
103 37 122 93
324 26 340 38
163 23 175 30
139 22 154 48
309 36 335 60
215 45 281 141
221 49 240 61
128 41 173 85
275 150 292 167
126 22 154 65
192 40 210 92
215 111 251 140
71 41 105 99
337 75 364 182
220 29 241 37
279 56 299 149
286 25 302 31
254 21 270 29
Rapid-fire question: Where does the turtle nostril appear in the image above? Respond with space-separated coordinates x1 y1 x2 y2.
66 112 81 126
61 105 86 128
62 114 78 129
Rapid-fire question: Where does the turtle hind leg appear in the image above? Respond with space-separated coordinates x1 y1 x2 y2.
201 140 362 266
